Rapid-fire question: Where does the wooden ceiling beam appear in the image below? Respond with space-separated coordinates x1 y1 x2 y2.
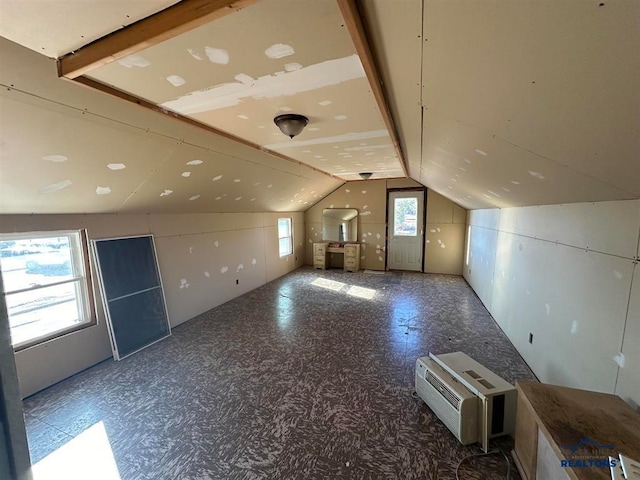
337 0 409 178
58 0 257 79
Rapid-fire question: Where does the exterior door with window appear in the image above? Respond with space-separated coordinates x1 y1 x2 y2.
387 190 425 271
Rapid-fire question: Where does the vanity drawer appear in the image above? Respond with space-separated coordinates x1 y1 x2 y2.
344 257 357 268
314 255 327 265
313 243 327 255
344 245 358 257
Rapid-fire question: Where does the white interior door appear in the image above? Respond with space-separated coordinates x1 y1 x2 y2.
387 190 424 271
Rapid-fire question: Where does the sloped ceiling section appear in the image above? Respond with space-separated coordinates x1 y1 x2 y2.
0 38 342 214
0 0 181 58
82 0 404 181
5 0 636 213
362 0 640 209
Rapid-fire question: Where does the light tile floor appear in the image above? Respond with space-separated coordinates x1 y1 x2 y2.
23 267 536 479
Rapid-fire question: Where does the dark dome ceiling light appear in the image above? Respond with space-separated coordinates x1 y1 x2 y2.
274 113 309 139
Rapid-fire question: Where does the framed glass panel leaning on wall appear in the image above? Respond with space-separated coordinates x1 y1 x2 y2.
0 230 96 351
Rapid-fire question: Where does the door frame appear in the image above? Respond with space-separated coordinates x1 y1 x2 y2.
385 187 427 272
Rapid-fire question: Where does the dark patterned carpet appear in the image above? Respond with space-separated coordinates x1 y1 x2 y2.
23 267 536 479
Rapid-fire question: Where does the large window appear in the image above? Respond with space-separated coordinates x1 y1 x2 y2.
0 230 95 350
278 218 293 257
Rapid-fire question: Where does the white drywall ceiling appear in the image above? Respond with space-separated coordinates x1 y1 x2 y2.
0 0 180 58
362 0 640 209
84 0 404 181
0 37 341 214
1 0 638 214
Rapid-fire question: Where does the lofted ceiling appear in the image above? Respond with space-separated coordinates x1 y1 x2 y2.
0 0 180 58
84 0 404 181
1 0 639 215
362 0 640 209
0 38 341 214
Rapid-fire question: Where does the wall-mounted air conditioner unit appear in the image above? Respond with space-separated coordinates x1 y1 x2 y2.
415 356 479 445
415 352 517 451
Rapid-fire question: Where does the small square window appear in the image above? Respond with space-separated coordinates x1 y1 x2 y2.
0 230 96 350
278 218 293 257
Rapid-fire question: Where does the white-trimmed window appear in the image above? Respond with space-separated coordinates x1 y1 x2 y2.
278 218 293 257
0 230 96 350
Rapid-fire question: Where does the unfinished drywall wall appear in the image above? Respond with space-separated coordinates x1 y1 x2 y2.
305 179 467 273
618 268 640 409
1 212 303 398
465 200 640 408
463 209 499 310
425 190 466 275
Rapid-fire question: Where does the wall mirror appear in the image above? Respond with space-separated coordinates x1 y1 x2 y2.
322 208 358 242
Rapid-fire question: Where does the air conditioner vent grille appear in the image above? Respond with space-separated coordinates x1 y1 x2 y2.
426 370 461 411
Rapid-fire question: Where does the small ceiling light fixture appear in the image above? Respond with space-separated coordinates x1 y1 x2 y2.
274 113 309 139
359 172 373 180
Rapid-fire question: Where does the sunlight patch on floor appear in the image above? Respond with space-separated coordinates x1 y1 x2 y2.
311 277 376 299
311 277 346 292
32 421 120 480
346 285 376 299
363 270 385 275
